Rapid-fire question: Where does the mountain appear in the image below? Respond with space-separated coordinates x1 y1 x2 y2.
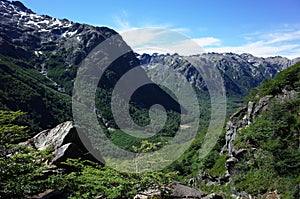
0 0 182 132
2 62 299 199
222 62 300 198
138 52 298 97
1 0 298 133
183 61 300 198
1 1 300 198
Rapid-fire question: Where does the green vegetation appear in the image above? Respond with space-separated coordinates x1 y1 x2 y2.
0 110 177 199
44 53 78 94
207 154 227 177
233 95 300 197
176 62 300 197
61 159 177 199
0 146 60 198
109 129 171 152
0 55 72 132
246 61 300 101
2 2 300 196
1 34 300 197
0 147 177 198
0 110 28 147
229 62 300 197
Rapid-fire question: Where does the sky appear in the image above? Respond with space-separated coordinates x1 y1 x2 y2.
21 0 300 58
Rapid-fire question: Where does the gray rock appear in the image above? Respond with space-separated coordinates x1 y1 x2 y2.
170 182 206 198
221 89 297 197
133 183 221 199
226 157 238 172
51 143 83 164
253 95 273 116
247 101 255 121
138 52 297 96
33 121 75 151
31 121 104 165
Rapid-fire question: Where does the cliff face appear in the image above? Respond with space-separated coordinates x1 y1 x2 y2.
220 63 300 198
222 94 273 158
223 89 296 158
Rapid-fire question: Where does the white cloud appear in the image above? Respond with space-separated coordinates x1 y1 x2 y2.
206 43 299 58
121 27 300 58
112 12 300 58
192 37 221 47
266 30 300 44
120 29 221 56
113 11 201 55
113 16 131 31
121 28 166 47
206 28 300 58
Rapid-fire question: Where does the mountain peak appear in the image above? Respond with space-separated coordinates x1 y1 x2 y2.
10 1 34 14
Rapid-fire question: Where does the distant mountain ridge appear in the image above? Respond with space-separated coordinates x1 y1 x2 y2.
138 52 299 96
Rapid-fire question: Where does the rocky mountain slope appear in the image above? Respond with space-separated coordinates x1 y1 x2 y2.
1 0 298 133
189 61 300 198
0 0 181 132
138 52 298 96
0 0 119 130
222 62 300 198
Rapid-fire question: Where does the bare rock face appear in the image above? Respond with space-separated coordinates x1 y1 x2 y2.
138 52 298 96
32 121 104 165
33 121 75 150
221 94 274 157
221 89 297 197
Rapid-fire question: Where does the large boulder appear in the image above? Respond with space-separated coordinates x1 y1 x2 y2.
170 182 206 198
31 121 104 165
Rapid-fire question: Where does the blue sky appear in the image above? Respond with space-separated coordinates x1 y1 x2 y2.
21 0 300 58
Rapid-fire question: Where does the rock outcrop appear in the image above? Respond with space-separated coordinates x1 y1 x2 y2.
221 88 297 197
28 121 104 165
221 94 273 157
170 182 206 198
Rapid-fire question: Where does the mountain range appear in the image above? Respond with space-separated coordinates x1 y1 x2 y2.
1 0 299 132
0 1 299 198
138 52 299 96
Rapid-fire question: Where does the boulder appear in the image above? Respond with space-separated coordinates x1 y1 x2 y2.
31 121 104 165
170 182 206 198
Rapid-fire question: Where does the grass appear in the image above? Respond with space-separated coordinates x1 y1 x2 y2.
207 154 227 177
